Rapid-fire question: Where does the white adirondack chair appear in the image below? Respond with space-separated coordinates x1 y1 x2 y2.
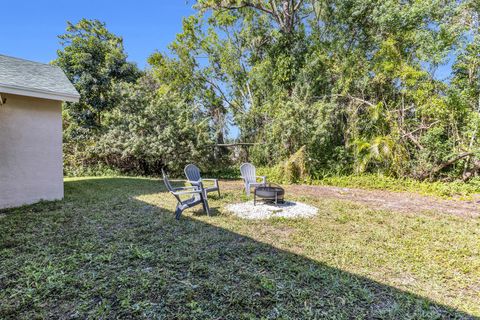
240 163 266 196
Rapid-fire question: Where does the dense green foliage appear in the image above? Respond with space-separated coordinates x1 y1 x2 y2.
91 78 215 175
1 177 479 317
58 2 480 182
57 18 233 176
55 19 141 131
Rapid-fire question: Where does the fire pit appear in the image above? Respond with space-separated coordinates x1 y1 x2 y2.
254 183 285 205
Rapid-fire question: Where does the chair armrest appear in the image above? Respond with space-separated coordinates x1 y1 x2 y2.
257 176 266 184
172 190 202 196
172 186 197 191
186 180 202 185
187 180 205 190
202 178 219 187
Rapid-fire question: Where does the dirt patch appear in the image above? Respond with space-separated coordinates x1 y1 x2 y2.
219 180 480 218
254 224 296 241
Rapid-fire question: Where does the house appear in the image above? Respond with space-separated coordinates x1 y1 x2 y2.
0 54 79 209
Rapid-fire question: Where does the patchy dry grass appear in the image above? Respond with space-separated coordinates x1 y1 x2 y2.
1 177 479 319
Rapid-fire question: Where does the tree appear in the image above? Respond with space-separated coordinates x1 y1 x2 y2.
62 2 480 181
90 75 214 175
55 19 141 132
183 0 480 180
148 17 232 163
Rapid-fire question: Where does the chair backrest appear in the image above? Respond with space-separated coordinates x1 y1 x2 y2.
162 169 199 203
162 169 175 193
184 164 202 182
240 163 256 183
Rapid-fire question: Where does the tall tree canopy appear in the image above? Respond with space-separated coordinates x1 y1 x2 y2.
58 3 480 181
150 0 480 181
55 19 141 132
56 19 219 175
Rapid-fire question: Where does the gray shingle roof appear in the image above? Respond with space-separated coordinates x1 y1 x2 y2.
0 54 80 102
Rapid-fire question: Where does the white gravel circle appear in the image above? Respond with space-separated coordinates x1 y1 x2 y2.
226 201 318 220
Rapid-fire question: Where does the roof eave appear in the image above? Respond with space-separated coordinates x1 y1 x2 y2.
0 84 80 103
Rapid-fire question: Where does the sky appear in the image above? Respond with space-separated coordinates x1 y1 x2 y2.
0 0 195 68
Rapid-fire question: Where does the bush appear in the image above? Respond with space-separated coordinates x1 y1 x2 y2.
64 77 222 176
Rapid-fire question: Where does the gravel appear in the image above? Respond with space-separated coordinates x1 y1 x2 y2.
226 200 318 220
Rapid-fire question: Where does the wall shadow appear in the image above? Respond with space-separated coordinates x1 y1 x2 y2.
0 177 476 319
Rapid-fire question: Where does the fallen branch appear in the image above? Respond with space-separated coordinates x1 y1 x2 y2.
462 159 480 182
420 152 474 180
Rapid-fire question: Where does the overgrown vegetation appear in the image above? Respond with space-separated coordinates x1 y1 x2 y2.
256 168 480 198
57 1 480 184
1 177 479 318
316 174 480 199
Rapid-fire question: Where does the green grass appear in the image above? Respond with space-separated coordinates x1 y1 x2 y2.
315 174 480 199
1 177 479 319
67 162 480 199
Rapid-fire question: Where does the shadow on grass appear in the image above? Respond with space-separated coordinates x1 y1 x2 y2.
0 177 476 319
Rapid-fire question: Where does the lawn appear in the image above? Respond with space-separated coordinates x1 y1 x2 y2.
1 177 479 319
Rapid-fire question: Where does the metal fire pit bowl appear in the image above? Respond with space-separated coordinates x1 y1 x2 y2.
254 184 285 205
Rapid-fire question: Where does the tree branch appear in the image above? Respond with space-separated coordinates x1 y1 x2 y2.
198 74 238 112
420 152 474 180
208 143 258 147
314 94 376 107
400 121 440 138
211 1 275 16
400 129 424 150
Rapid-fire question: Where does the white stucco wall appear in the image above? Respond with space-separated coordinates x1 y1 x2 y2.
0 93 63 209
